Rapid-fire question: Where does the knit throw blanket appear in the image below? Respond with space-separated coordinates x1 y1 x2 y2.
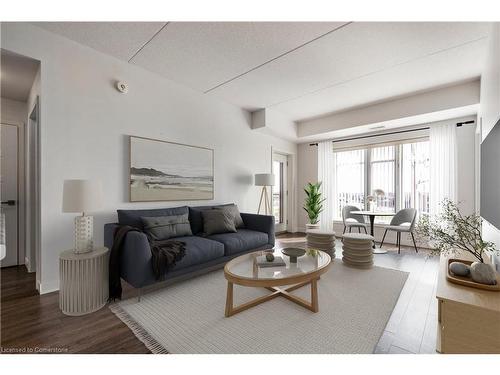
109 225 186 300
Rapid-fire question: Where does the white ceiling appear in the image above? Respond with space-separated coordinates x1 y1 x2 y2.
32 22 490 123
129 22 345 92
34 22 166 61
0 49 40 101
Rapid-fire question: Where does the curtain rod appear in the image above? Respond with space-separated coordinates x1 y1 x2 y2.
309 120 475 146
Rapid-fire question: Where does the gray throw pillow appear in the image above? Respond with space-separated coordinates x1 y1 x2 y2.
202 209 237 235
141 213 192 241
216 204 244 228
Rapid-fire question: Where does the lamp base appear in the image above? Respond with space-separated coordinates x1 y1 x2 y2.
257 186 272 215
74 215 93 253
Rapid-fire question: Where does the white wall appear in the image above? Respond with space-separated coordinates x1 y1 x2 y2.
296 116 478 248
297 80 480 139
1 23 297 293
297 142 318 231
1 97 27 266
479 23 500 271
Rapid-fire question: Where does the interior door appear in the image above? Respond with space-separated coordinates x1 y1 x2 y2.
1 124 19 267
272 153 288 233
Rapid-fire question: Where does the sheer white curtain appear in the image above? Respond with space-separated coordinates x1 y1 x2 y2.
317 141 336 230
429 123 457 215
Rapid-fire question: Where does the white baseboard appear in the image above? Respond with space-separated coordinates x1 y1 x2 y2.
24 256 35 273
38 279 59 295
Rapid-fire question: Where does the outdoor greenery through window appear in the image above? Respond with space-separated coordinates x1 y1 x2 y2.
334 140 430 223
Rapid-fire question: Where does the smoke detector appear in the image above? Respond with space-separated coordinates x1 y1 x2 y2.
116 81 129 94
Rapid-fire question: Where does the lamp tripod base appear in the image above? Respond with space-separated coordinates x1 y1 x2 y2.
257 186 272 215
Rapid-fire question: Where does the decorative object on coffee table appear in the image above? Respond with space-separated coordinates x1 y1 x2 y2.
224 248 331 317
256 254 285 268
342 233 374 269
303 182 325 231
281 247 306 263
416 198 499 289
59 247 110 315
62 179 103 253
307 229 336 258
255 173 275 215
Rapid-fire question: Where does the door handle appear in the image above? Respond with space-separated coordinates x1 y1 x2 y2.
1 200 16 206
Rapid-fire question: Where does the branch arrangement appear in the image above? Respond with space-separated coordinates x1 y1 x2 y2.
415 199 498 263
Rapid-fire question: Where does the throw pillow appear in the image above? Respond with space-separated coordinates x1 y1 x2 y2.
202 209 237 236
216 204 244 228
141 213 192 241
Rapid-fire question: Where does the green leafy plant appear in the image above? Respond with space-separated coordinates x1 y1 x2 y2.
303 182 325 225
416 199 498 263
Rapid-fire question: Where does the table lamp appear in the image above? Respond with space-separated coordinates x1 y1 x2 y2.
62 179 103 253
255 173 275 215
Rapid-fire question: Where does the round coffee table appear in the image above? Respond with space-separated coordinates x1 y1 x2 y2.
223 248 331 317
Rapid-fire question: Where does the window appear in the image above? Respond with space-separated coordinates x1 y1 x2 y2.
333 140 430 222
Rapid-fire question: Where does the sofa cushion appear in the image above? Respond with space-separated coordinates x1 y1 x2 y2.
207 229 270 256
202 209 237 235
118 206 188 229
141 213 192 241
189 203 234 234
215 204 244 229
171 236 224 271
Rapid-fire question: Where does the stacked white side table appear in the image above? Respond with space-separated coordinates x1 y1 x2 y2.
342 233 374 269
59 246 109 316
306 229 336 258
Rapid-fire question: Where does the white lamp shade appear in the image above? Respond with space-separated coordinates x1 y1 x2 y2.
255 173 275 186
62 179 103 213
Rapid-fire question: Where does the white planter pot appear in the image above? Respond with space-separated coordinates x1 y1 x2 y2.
306 223 320 232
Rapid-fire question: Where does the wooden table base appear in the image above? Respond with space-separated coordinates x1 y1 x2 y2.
224 278 319 317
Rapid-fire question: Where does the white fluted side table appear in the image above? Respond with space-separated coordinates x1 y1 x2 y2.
59 247 109 316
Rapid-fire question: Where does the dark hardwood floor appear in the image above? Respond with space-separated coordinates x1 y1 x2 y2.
0 233 438 354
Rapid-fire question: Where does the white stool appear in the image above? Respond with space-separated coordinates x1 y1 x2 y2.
59 246 109 316
306 229 336 258
342 233 374 269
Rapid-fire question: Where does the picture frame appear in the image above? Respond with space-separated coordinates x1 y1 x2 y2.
129 135 214 202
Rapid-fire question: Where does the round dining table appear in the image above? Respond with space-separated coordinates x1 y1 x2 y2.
350 211 395 254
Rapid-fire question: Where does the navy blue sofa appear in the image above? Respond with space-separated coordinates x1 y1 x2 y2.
104 204 275 291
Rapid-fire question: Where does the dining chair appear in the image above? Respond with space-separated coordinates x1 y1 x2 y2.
379 208 418 254
342 205 368 234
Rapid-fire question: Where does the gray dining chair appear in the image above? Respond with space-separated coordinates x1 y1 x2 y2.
379 208 418 254
342 205 368 234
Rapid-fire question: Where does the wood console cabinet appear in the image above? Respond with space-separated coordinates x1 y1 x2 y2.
436 254 500 353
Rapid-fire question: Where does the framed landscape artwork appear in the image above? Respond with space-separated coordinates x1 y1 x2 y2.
129 136 214 202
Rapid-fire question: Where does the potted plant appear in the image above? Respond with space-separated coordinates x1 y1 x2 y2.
416 199 499 285
303 182 325 231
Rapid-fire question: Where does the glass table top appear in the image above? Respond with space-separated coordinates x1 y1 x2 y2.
224 248 331 281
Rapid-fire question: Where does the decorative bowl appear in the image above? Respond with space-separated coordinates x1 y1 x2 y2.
281 248 306 263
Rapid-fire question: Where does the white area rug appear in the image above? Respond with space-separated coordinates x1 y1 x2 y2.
110 261 408 354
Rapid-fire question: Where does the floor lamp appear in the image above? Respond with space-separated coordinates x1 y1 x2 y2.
255 173 275 215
